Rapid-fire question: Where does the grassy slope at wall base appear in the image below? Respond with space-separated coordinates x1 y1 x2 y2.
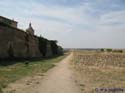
0 54 67 90
0 87 2 93
0 57 43 66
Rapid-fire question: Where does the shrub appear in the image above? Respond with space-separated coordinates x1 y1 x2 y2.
24 61 29 66
100 48 104 52
38 36 48 56
119 50 123 53
113 49 123 53
106 48 112 52
50 40 58 55
0 87 3 93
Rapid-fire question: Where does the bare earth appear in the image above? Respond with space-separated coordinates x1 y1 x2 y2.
4 53 80 93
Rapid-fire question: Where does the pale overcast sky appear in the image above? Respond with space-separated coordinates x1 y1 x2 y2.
0 0 125 48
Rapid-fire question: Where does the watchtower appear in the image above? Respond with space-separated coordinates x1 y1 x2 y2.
26 23 34 35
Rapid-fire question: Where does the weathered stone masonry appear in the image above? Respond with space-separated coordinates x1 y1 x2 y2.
0 16 63 59
0 24 42 59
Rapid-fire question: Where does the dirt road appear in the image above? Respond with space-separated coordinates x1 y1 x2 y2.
5 53 80 93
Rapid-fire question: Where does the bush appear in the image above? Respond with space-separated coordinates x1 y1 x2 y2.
113 49 123 53
119 50 123 53
24 61 29 66
106 48 112 52
0 87 2 93
38 36 48 56
50 40 58 55
100 48 104 52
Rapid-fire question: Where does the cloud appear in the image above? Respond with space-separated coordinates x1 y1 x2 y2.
100 10 125 25
0 0 125 48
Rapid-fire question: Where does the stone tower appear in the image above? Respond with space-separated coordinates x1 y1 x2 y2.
26 23 34 35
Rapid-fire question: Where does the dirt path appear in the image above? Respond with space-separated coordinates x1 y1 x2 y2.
5 53 80 93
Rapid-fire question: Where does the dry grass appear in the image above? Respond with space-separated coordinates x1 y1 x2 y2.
0 54 67 91
72 50 125 93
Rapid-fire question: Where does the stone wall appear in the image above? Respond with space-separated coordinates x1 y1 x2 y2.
0 23 63 60
57 46 64 55
0 25 14 58
0 24 42 59
45 42 53 57
0 16 18 28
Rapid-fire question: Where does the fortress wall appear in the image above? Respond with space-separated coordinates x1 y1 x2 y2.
28 35 42 58
0 25 42 59
0 23 63 60
46 42 53 57
0 26 14 58
13 29 28 58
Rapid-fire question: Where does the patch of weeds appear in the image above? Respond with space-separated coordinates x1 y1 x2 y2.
1 83 7 88
80 84 85 87
0 86 3 93
0 54 67 90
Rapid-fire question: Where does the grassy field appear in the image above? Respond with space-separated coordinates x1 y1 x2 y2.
0 54 67 90
72 50 125 93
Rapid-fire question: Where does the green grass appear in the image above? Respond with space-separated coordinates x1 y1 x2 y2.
0 54 67 89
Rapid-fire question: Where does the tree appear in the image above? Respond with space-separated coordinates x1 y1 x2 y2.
50 40 58 55
38 36 48 56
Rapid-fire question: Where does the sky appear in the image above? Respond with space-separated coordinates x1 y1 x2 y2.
0 0 125 48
